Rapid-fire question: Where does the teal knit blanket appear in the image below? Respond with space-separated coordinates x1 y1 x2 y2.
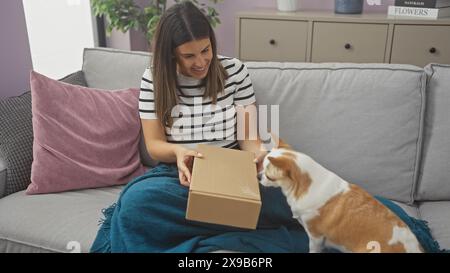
90 163 446 253
375 196 446 253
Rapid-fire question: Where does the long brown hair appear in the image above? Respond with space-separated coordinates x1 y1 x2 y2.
151 1 228 127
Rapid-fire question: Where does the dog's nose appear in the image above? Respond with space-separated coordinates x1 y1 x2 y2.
257 172 263 180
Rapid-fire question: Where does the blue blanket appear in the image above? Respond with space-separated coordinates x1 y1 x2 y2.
90 163 444 253
374 196 445 253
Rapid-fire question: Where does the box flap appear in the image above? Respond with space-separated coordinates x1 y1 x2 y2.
190 144 260 201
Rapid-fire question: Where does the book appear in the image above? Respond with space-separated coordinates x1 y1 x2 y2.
388 5 450 19
394 0 450 8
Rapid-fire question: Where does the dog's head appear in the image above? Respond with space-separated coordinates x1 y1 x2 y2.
258 138 312 198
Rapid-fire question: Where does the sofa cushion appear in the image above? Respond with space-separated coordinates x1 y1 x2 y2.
0 159 6 198
0 71 88 197
27 71 146 194
0 186 122 252
82 47 156 167
393 201 419 219
419 201 450 250
247 62 426 204
0 187 419 253
416 64 450 201
59 69 88 86
82 47 150 90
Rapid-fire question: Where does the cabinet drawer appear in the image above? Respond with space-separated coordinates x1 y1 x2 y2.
311 22 388 63
391 25 450 67
239 19 308 62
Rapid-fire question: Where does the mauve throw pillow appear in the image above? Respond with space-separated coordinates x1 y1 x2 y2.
0 71 88 197
27 71 146 194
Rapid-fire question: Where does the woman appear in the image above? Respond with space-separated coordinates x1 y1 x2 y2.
90 1 308 253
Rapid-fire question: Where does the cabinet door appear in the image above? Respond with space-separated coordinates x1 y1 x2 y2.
311 22 388 63
239 19 308 62
391 25 450 67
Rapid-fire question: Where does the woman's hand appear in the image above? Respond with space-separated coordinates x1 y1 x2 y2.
253 150 269 174
174 146 203 187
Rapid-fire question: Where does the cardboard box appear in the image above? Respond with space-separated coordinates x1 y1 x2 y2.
186 144 261 229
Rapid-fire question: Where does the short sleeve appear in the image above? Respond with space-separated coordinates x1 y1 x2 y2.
231 59 256 106
139 68 157 119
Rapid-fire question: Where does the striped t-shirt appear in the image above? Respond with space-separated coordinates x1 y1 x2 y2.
139 57 256 150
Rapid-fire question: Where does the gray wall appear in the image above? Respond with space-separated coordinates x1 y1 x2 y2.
0 0 33 99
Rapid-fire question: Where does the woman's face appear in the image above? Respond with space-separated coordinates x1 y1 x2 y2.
175 38 212 80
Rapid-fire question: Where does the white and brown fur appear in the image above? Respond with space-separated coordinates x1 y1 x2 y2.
258 139 423 253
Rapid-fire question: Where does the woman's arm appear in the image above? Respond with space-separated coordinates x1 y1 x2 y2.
141 119 179 163
141 119 202 186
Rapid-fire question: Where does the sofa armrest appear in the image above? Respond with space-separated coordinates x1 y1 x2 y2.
0 157 6 198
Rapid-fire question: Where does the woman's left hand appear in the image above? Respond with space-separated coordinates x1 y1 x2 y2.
253 150 269 173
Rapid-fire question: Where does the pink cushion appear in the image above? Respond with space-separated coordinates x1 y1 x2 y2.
27 71 146 194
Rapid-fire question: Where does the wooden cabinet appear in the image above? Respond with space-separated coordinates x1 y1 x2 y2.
240 19 308 62
236 10 450 66
391 25 450 67
311 22 388 63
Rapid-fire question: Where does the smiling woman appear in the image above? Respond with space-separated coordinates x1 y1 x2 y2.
150 1 228 129
136 1 264 186
88 1 303 254
176 38 213 80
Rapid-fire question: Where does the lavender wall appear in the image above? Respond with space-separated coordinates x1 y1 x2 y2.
120 0 395 55
0 0 33 99
163 0 395 57
106 0 150 51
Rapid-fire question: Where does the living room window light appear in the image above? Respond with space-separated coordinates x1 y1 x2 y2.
22 0 97 79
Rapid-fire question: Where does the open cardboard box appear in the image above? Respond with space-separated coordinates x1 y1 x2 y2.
186 144 261 229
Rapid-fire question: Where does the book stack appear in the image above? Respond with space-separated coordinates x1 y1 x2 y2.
388 0 450 19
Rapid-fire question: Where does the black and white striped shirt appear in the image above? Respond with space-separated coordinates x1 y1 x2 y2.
139 56 256 149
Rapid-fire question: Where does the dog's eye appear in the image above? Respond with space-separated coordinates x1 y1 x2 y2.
265 173 275 181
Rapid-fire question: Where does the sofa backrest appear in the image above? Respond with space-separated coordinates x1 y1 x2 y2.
416 64 450 201
81 48 428 204
82 47 151 90
246 62 426 204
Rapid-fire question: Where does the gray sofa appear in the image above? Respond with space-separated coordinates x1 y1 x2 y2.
0 47 449 253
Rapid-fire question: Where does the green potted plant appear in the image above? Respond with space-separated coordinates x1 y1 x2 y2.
91 0 223 46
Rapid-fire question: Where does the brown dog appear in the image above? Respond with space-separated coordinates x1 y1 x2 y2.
258 139 423 253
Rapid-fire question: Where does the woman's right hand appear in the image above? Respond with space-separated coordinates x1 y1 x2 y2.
174 146 203 187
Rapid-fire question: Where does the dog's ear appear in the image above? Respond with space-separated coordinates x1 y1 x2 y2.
269 132 291 150
278 138 291 149
268 156 290 170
